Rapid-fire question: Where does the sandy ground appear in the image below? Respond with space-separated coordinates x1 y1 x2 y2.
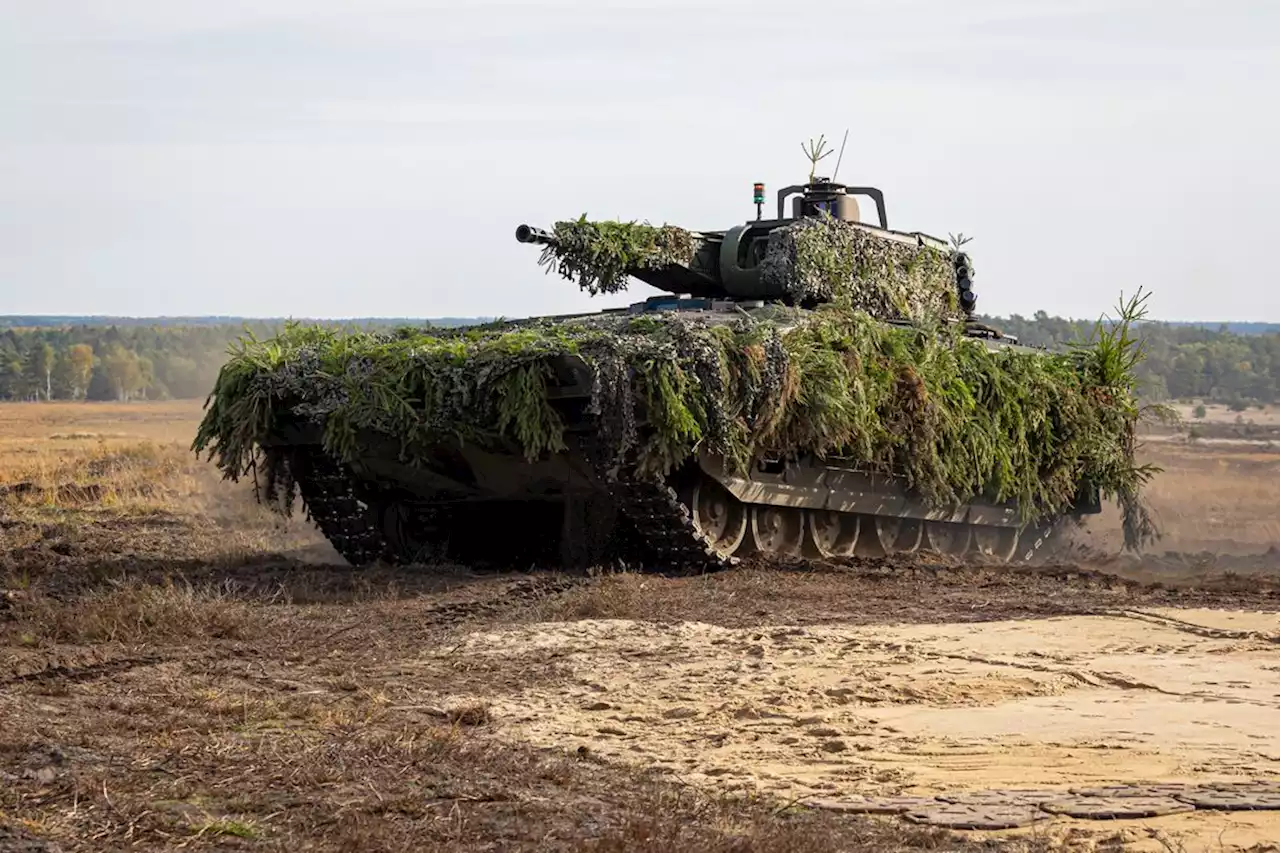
4 400 1280 852
425 607 1280 850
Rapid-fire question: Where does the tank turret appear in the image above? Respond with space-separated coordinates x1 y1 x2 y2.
516 177 977 318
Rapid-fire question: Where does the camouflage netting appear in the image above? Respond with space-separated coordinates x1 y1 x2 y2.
193 299 1160 550
759 217 964 321
532 215 965 324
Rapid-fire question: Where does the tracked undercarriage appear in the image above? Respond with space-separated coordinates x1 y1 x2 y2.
279 445 1079 573
268 377 1092 575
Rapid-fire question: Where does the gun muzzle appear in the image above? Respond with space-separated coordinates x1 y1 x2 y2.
515 224 555 244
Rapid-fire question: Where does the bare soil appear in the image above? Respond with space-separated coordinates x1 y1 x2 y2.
2 400 1279 852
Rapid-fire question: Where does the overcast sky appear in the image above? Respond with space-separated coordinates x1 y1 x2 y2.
2 1 1277 322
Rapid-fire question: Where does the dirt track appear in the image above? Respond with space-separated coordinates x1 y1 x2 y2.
2 400 1280 852
4 550 1278 851
439 605 1280 849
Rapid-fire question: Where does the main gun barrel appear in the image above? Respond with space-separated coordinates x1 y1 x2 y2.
514 224 555 245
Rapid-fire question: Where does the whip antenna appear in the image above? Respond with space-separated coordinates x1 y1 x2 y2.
831 128 850 181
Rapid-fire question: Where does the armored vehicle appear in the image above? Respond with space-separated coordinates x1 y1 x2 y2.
198 174 1146 575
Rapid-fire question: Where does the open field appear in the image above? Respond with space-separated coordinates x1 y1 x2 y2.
2 400 1279 852
1147 403 1280 452
1166 403 1280 429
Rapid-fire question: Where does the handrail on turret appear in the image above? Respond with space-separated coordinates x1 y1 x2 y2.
775 181 889 229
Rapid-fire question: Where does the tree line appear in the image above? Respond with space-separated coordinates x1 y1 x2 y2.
985 312 1280 407
0 323 279 402
1 316 1278 406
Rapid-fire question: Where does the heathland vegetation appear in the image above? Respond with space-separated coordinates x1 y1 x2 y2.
0 313 1278 408
3 396 1279 852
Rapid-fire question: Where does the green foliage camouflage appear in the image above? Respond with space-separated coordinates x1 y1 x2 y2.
530 215 964 325
760 217 963 322
192 292 1161 550
533 216 698 296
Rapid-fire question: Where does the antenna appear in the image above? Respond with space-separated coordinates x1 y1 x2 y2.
831 128 850 182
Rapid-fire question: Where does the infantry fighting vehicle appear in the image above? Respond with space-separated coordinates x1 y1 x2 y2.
267 177 1101 573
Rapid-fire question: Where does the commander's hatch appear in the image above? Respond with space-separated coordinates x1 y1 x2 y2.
777 179 888 229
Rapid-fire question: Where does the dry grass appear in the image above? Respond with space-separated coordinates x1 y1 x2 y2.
1 401 335 584
0 401 1040 852
1 400 1278 852
0 398 205 444
1168 401 1280 427
1 401 211 504
6 579 257 646
1145 444 1280 548
2 583 1043 852
1 689 1012 852
1075 440 1280 555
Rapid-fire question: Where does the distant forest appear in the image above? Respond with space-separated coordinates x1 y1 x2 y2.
1 313 1277 407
